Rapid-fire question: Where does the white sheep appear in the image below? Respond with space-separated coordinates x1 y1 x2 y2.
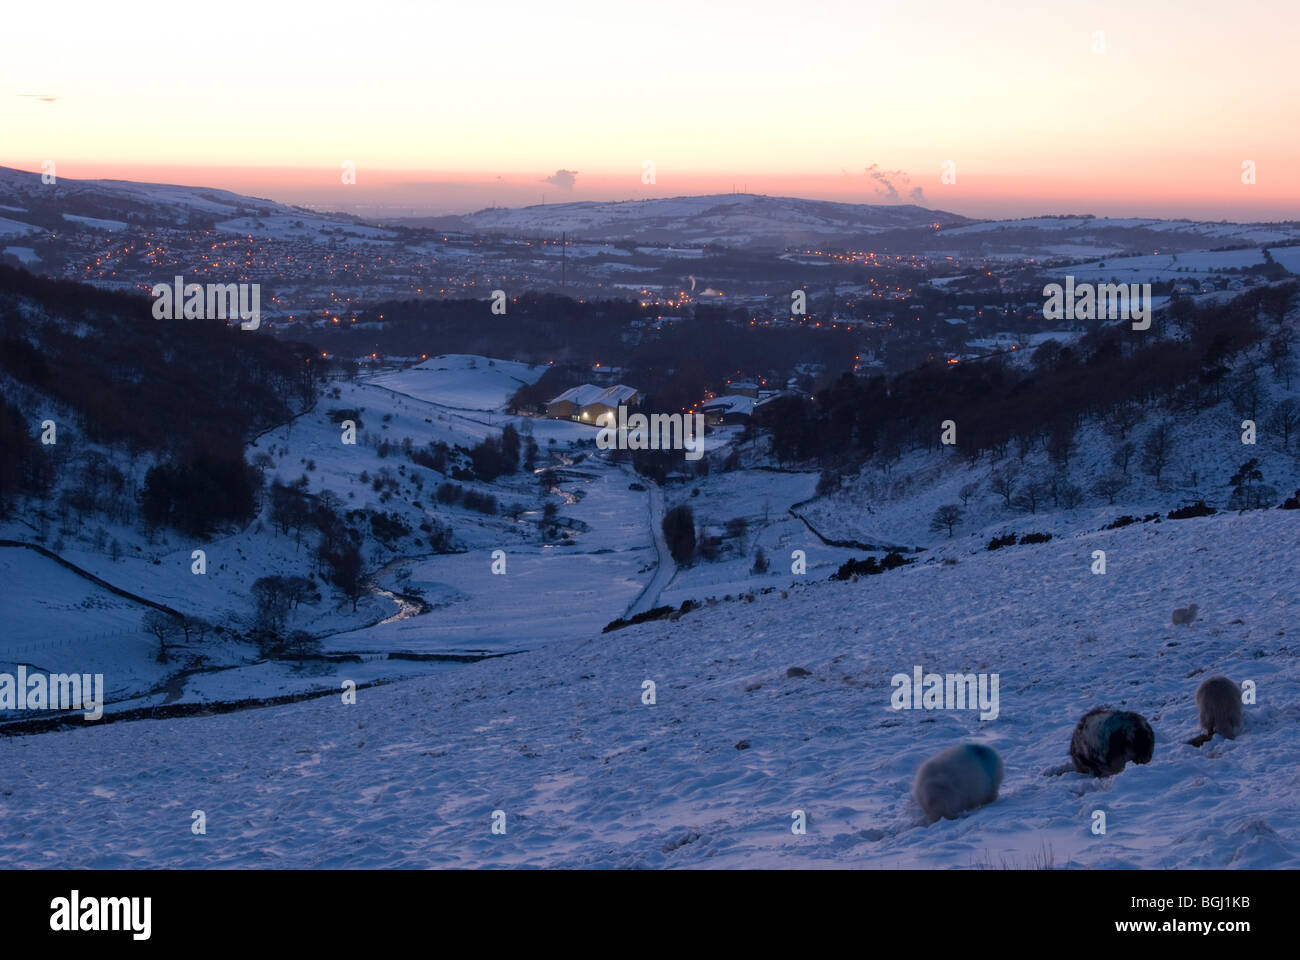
913 744 1004 823
1196 675 1244 740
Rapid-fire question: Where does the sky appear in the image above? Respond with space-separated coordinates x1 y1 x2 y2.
3 0 1299 220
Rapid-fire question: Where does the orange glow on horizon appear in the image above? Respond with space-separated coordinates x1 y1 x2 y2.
3 1 1298 221
1 160 1293 222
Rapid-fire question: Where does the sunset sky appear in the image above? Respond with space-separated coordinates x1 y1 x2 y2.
4 0 1298 220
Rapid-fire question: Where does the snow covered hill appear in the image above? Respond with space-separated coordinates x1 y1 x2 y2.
942 215 1300 247
408 199 1300 262
418 194 968 248
931 216 1300 263
0 165 388 240
0 506 1294 868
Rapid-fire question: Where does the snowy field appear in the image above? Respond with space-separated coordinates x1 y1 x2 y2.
326 465 658 656
1058 247 1300 283
0 549 170 707
0 508 1293 868
369 354 548 412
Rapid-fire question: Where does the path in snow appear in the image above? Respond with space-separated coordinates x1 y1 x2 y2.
623 478 674 617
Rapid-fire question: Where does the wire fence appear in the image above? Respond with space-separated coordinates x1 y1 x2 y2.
0 627 144 662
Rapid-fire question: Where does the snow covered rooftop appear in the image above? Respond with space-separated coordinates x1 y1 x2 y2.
550 384 609 406
550 383 638 407
701 394 758 415
592 384 638 406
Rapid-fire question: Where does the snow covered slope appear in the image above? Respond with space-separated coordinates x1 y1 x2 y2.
369 355 547 412
931 216 1300 262
0 507 1294 868
0 165 385 238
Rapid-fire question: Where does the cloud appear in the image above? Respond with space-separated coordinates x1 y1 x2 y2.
865 164 925 204
16 94 59 102
543 169 578 191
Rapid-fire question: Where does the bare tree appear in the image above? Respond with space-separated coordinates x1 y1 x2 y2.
141 609 179 664
1105 402 1143 441
1140 420 1177 483
330 543 364 612
1230 367 1266 422
1111 440 1137 477
1271 397 1300 450
1047 420 1077 470
1058 482 1085 510
988 464 1020 508
1012 477 1051 514
251 576 292 632
929 504 964 537
1092 473 1128 504
284 576 319 609
958 481 980 507
283 630 321 662
1269 333 1295 387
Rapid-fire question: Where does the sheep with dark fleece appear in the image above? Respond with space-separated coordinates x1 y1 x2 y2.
1069 708 1155 777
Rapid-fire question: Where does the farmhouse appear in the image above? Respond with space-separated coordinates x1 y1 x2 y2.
547 384 640 423
699 394 757 426
546 384 604 421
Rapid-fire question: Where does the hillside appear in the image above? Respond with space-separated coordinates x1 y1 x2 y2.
413 194 969 249
0 505 1293 868
0 165 383 238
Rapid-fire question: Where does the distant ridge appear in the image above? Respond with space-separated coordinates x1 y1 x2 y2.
3 166 1299 257
397 192 971 249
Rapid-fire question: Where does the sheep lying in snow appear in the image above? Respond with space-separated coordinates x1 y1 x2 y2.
1195 675 1244 740
1172 603 1199 626
913 744 1004 823
1069 708 1155 777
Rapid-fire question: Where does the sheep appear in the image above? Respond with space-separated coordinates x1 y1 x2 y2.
1069 708 1155 777
913 744 1004 823
1171 603 1199 626
1195 675 1244 740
